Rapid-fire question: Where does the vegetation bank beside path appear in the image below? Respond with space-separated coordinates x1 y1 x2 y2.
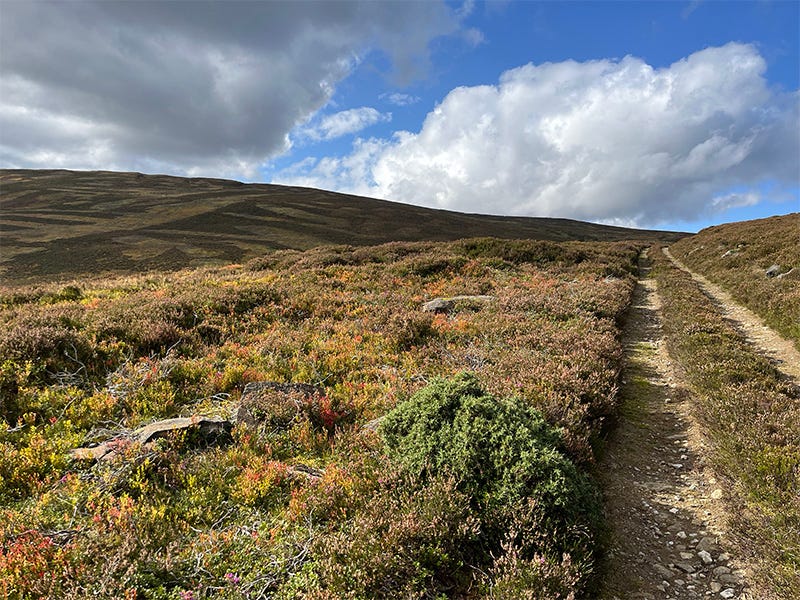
663 247 800 382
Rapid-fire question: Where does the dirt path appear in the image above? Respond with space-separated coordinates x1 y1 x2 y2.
599 251 752 600
663 247 800 382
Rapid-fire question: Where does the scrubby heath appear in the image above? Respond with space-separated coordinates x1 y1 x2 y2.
0 238 639 599
670 213 800 349
0 169 685 284
652 248 800 596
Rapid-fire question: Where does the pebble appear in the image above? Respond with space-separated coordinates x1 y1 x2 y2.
698 550 713 564
675 562 695 573
720 589 735 599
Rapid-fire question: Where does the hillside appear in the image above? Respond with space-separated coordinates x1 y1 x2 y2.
0 169 686 284
670 213 800 348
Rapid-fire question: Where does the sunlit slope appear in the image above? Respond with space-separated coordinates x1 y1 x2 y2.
670 213 800 348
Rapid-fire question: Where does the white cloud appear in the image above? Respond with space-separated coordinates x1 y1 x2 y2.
274 43 799 226
0 1 467 178
382 92 422 106
301 107 391 141
711 191 761 211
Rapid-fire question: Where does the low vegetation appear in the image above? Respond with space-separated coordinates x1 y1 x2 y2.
670 213 800 348
652 247 800 595
0 169 685 284
0 238 640 599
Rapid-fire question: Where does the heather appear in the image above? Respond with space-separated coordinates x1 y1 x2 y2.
0 238 638 599
670 213 800 348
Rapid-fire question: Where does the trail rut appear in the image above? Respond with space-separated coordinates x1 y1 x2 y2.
663 247 800 382
599 251 753 600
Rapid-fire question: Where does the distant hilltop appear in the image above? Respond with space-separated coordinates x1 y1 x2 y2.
0 169 687 283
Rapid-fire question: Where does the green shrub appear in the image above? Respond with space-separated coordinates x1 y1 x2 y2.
380 374 601 572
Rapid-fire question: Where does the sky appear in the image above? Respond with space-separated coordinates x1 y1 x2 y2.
1 1 798 232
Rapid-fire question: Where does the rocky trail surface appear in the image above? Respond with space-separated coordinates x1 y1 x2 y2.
599 251 756 600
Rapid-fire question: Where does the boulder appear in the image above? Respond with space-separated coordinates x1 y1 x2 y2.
421 295 495 313
766 264 781 277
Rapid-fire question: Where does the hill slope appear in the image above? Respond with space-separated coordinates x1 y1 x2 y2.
0 169 686 283
670 213 800 348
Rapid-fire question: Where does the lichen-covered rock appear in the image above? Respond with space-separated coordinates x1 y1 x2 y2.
765 264 781 277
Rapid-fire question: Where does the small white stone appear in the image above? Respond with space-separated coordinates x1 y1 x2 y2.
698 550 713 564
720 589 735 599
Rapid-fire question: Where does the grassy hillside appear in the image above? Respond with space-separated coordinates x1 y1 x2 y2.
0 169 685 284
670 213 800 348
0 238 640 599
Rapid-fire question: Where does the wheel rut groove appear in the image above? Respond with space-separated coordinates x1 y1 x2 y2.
599 250 753 600
663 246 800 382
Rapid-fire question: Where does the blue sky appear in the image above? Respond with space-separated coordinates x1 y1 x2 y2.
1 1 798 232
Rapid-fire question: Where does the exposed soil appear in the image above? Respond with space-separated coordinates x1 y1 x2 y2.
599 250 756 600
663 247 800 382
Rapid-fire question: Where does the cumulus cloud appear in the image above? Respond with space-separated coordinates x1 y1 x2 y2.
274 43 799 227
0 0 465 177
301 107 391 141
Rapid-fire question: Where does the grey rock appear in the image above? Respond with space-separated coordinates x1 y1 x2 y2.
720 589 735 599
698 550 713 564
765 264 781 278
654 564 674 579
695 536 717 553
421 295 495 313
134 416 231 444
70 415 232 462
675 562 695 573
